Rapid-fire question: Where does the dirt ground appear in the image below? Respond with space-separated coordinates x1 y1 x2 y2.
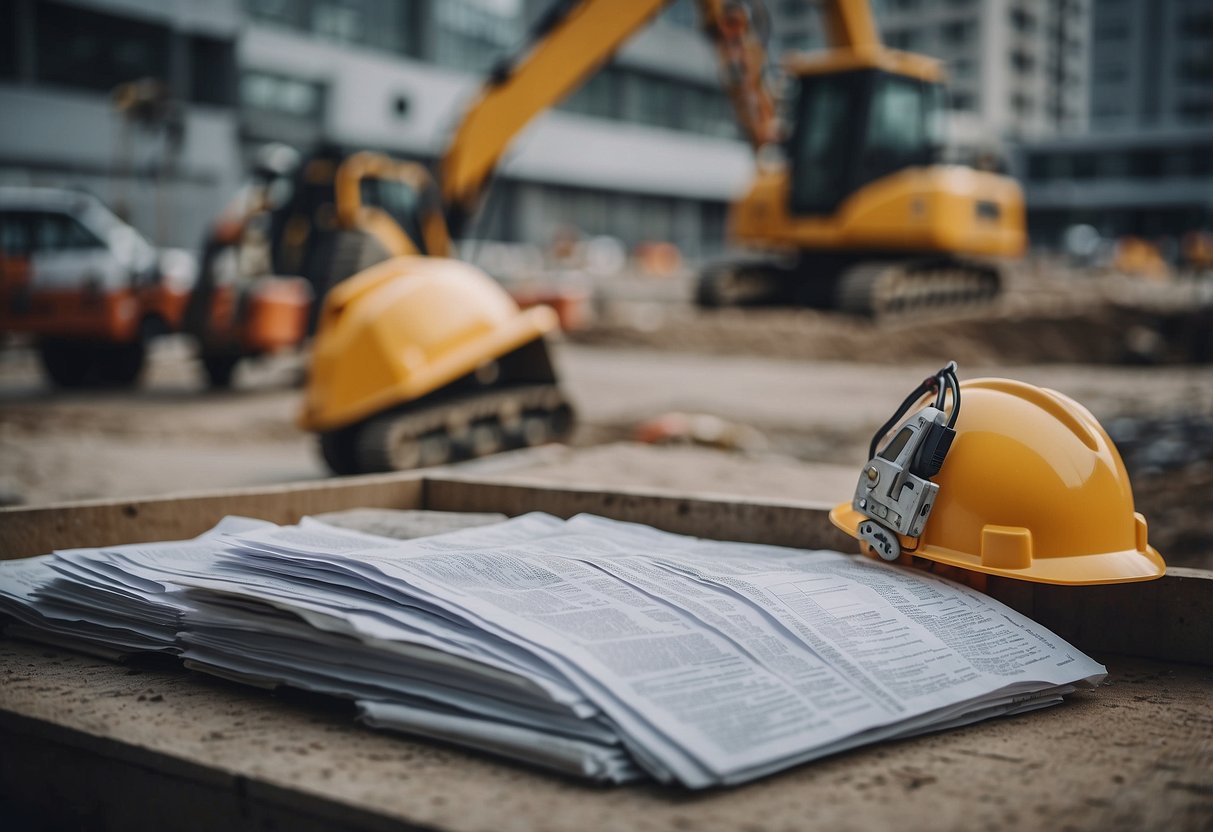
2 285 1210 568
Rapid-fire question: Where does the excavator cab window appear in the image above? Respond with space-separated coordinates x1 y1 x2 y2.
787 70 944 217
359 177 428 255
785 71 857 216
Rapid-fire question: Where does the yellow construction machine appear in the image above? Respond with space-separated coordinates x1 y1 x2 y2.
193 140 572 471
705 0 1026 313
288 148 571 475
300 0 1026 474
434 0 1025 315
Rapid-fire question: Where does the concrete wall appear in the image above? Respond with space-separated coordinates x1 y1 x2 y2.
0 85 240 249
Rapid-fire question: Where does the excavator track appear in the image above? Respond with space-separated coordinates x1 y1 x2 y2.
696 260 792 307
835 259 1002 317
320 383 574 475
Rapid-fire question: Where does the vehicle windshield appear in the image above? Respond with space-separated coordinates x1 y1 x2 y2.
786 72 858 215
80 194 156 270
360 177 427 255
858 73 941 185
787 71 943 216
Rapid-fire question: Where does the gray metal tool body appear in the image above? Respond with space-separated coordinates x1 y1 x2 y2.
852 404 949 561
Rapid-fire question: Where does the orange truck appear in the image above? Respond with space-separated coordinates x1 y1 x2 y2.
0 186 195 387
180 143 314 388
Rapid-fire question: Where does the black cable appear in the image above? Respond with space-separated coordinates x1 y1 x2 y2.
944 368 961 428
868 362 961 459
869 379 933 460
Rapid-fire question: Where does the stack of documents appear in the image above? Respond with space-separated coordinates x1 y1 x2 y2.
0 512 1106 787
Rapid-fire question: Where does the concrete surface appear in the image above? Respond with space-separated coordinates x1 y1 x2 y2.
1 639 1209 832
2 339 1209 505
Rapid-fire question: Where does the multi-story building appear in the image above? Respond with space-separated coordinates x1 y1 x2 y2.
1088 0 1213 129
0 0 244 250
1017 0 1213 247
0 0 752 257
772 0 1090 140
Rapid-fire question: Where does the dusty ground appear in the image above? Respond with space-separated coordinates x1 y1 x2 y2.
4 638 1210 832
2 263 1210 563
577 268 1213 365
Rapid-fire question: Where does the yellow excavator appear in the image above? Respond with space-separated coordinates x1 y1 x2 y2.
702 0 1025 312
288 148 572 474
300 0 1026 474
298 3 763 475
441 0 1023 314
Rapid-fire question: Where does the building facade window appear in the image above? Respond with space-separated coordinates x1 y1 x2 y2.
951 91 975 112
1071 152 1097 180
433 0 522 74
949 58 974 80
190 36 237 107
245 0 423 59
1180 57 1213 84
1178 96 1213 122
1010 49 1035 74
1190 145 1213 176
0 2 16 80
240 71 324 119
246 0 309 29
622 71 680 130
34 2 171 93
1181 10 1213 37
559 65 738 139
561 69 620 120
886 30 922 51
940 21 974 47
1128 149 1164 179
1009 7 1036 34
1011 93 1033 118
1095 151 1126 178
659 0 698 29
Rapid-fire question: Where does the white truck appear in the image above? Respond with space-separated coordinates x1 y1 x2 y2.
0 186 195 387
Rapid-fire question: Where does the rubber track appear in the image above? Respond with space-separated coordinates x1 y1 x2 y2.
354 383 573 473
836 260 1001 317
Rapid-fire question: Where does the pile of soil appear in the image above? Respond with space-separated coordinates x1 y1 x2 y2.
574 271 1213 367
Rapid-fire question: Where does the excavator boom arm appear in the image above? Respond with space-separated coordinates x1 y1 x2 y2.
439 0 781 236
819 0 881 51
440 0 672 236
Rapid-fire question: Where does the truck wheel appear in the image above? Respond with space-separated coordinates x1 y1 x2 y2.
37 339 94 388
93 341 146 388
201 354 240 389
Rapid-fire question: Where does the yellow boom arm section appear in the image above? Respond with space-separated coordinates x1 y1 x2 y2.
819 0 882 52
439 0 780 235
440 0 671 234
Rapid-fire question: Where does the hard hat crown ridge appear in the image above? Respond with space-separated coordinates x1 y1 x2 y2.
831 369 1165 585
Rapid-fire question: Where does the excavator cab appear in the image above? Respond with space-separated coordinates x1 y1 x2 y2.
189 147 457 387
715 48 1025 313
785 69 945 218
272 149 451 329
284 152 572 475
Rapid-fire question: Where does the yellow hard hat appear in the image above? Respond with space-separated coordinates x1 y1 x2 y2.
831 375 1165 585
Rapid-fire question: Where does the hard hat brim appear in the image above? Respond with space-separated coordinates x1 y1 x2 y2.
829 502 1165 586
